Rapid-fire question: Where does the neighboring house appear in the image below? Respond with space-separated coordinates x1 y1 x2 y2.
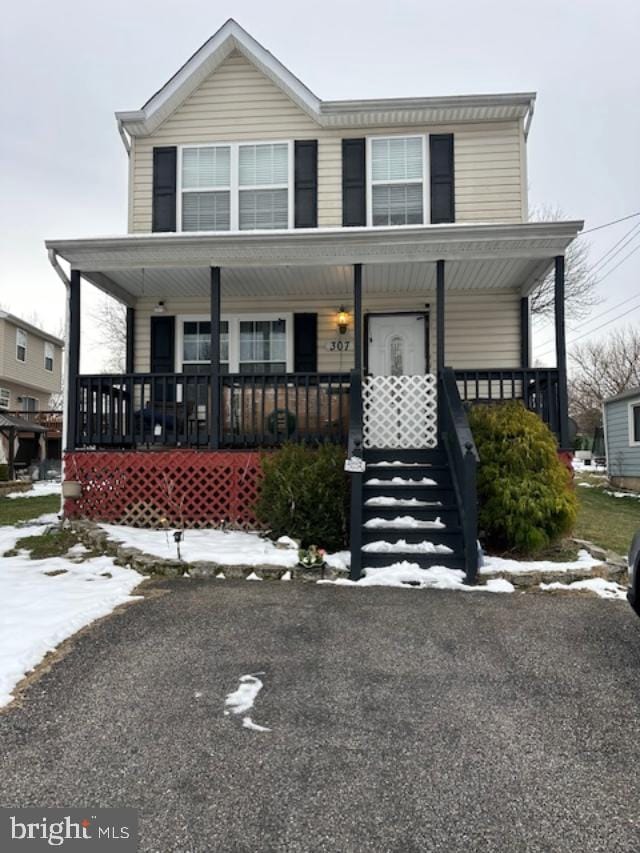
0 312 64 477
46 19 581 581
603 388 640 490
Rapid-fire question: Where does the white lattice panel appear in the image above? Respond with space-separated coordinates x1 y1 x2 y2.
362 375 438 449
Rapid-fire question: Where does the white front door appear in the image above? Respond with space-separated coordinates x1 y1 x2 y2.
368 314 427 376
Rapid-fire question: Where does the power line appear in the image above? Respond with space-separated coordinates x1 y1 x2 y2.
537 294 640 358
579 211 640 236
595 243 640 285
589 221 640 275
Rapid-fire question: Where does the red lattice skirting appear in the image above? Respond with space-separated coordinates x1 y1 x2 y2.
64 450 263 529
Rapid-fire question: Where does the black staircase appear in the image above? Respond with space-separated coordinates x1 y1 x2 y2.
348 368 479 583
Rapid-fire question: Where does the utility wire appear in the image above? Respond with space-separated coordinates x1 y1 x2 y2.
588 221 640 274
578 211 640 236
537 293 640 358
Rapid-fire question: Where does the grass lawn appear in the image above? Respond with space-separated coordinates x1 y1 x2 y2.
574 484 639 556
0 494 60 527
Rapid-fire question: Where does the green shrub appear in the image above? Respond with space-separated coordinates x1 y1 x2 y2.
255 443 349 552
468 402 577 555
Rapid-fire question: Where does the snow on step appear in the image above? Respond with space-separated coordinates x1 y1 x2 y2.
363 539 453 554
364 496 441 507
367 460 428 468
366 476 437 486
364 515 445 529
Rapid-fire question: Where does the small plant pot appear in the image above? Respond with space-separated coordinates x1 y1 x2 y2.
297 560 327 580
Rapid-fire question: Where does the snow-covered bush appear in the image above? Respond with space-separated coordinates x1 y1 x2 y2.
255 443 349 552
468 402 577 555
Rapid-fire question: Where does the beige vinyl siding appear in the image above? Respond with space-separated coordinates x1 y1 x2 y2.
0 319 62 396
133 290 521 374
130 51 525 232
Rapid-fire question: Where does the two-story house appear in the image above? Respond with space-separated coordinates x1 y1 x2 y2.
46 20 582 581
0 312 63 476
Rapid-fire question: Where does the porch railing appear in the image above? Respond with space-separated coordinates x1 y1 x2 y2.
439 367 479 584
454 368 562 439
6 410 63 433
75 372 350 449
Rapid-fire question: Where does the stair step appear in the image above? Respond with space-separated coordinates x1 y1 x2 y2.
361 527 463 548
364 486 455 504
363 448 447 464
362 552 467 571
363 504 460 523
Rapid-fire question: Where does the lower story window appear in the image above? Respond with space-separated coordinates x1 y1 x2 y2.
182 321 229 374
22 397 38 413
0 388 9 410
631 403 640 445
239 320 287 374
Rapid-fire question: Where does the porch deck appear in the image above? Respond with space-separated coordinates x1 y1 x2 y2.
73 367 561 449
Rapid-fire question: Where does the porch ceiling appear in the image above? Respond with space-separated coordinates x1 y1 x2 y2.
46 221 583 306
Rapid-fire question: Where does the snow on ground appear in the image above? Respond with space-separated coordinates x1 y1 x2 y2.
320 562 514 593
364 515 445 529
224 673 270 732
572 459 607 473
540 577 627 600
5 480 62 500
604 489 640 499
0 515 141 708
363 539 453 555
480 549 602 576
100 524 301 568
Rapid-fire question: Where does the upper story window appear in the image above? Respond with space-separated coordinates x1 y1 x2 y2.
16 328 27 362
369 136 425 226
44 342 54 372
0 388 9 410
179 142 292 232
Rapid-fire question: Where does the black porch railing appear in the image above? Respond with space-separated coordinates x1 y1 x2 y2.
76 372 350 449
454 368 563 440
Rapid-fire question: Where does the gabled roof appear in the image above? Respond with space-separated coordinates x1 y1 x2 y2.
0 312 64 347
116 19 536 137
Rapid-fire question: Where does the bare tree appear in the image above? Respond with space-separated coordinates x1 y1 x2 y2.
88 295 127 372
528 205 600 320
569 326 640 432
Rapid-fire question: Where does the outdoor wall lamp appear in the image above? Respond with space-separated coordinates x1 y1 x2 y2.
153 300 166 314
336 306 350 335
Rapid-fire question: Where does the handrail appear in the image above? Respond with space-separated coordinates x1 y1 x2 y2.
347 368 364 581
439 367 479 584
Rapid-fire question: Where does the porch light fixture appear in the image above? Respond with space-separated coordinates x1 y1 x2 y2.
336 306 350 335
153 301 166 314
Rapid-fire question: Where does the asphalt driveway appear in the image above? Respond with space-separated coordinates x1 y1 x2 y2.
1 580 640 852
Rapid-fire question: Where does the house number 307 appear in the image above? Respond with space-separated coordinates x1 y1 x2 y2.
325 340 352 352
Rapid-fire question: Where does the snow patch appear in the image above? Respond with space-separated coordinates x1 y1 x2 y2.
0 519 141 708
324 551 350 571
246 571 262 581
364 516 445 530
540 577 627 600
281 570 292 581
363 539 453 555
5 481 62 500
319 562 514 593
367 460 426 468
365 496 438 507
224 674 270 732
481 549 601 576
276 535 298 549
366 476 436 486
604 489 640 500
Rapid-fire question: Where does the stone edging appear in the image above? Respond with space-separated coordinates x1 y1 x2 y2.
68 519 347 582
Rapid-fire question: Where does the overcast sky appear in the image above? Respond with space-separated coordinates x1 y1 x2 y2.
1 0 638 370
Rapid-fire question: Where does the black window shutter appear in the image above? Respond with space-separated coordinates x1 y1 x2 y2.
152 147 177 232
294 140 318 228
150 316 175 373
430 134 455 224
294 314 317 372
342 138 366 227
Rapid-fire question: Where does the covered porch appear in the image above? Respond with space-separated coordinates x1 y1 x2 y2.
47 221 581 454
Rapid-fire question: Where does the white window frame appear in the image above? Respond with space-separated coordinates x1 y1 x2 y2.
16 328 27 362
21 396 39 413
366 134 430 228
175 313 294 373
0 387 9 410
177 140 294 232
629 400 640 447
44 341 54 372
